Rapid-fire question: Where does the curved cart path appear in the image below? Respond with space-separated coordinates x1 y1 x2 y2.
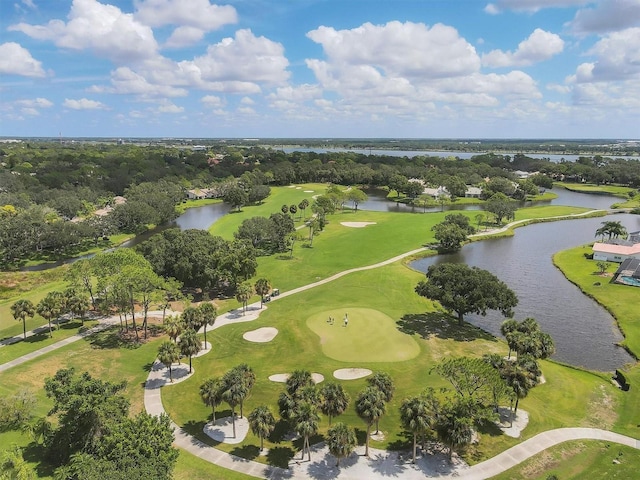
2 207 638 478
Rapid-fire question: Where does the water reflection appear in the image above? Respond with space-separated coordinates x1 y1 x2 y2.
411 215 639 371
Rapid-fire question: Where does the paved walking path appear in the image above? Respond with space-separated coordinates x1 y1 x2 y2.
3 207 639 478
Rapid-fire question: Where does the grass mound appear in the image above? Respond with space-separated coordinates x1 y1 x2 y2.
306 308 420 362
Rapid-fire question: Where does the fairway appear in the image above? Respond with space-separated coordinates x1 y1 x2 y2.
306 308 420 362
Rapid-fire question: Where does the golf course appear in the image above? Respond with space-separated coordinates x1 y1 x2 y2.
1 183 639 479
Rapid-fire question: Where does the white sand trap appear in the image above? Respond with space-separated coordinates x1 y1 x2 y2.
333 368 373 380
296 186 302 189
146 361 193 388
340 222 377 228
288 185 296 188
304 190 314 193
268 372 324 384
203 416 249 444
243 327 278 343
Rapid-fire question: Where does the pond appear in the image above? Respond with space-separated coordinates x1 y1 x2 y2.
410 214 639 371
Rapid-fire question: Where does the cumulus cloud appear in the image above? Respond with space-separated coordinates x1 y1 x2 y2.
574 28 640 82
157 102 184 113
0 42 46 77
15 98 53 108
134 0 237 30
307 21 480 79
9 0 158 64
164 26 206 48
89 66 188 98
567 0 640 35
180 29 289 87
201 95 225 107
482 29 564 67
485 0 589 14
63 98 108 110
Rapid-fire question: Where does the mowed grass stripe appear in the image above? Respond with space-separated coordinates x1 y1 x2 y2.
306 308 419 362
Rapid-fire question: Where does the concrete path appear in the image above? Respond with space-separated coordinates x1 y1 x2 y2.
3 206 639 478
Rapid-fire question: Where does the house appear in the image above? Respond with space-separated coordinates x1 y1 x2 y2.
593 240 640 263
465 186 482 198
186 188 215 200
612 258 640 287
629 231 640 244
423 186 449 198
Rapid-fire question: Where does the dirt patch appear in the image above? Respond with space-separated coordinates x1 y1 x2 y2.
585 384 618 429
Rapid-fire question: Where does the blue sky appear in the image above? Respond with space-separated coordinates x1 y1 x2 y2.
1 0 639 139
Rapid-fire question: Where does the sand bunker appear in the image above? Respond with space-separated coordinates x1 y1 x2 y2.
243 327 278 343
340 222 377 228
304 190 314 193
333 368 373 380
496 407 529 438
203 416 249 444
268 372 324 384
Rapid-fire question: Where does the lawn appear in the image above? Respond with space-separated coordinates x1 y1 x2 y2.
492 440 640 479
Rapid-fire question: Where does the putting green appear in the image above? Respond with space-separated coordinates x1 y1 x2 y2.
306 308 420 363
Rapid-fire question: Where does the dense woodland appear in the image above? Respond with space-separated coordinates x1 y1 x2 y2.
1 141 639 269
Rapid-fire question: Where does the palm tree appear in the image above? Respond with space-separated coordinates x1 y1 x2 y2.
157 341 180 382
319 382 350 425
248 405 276 451
228 364 255 418
355 386 386 457
503 356 539 425
181 306 203 332
254 278 271 308
66 293 89 326
49 291 67 330
222 380 244 438
367 372 394 433
400 395 433 463
281 204 289 215
164 315 184 344
198 302 217 347
235 282 253 315
200 377 226 422
298 198 309 219
289 204 298 219
327 422 357 467
294 402 320 461
178 328 201 373
286 370 314 396
10 299 35 340
36 292 62 338
500 319 518 359
436 405 474 461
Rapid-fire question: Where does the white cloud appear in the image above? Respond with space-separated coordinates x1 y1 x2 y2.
22 0 37 10
63 98 108 110
89 66 188 98
240 97 254 105
134 0 237 30
576 28 640 82
157 103 184 113
15 98 53 108
307 21 480 79
201 95 224 107
0 42 46 77
482 29 564 67
164 26 205 48
567 0 640 35
174 29 289 92
484 0 589 14
9 0 158 64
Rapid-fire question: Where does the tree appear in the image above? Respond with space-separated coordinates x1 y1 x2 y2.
10 299 35 340
433 357 505 408
198 302 217 348
442 176 468 200
235 216 274 249
281 204 289 215
65 259 96 309
355 386 386 457
289 204 298 219
346 188 368 211
435 399 475 461
298 198 309 219
501 356 540 425
36 292 62 338
432 222 468 252
319 382 350 425
248 184 270 204
178 328 201 373
416 263 518 325
400 395 433 463
163 315 184 344
0 446 35 480
326 422 357 467
200 377 226 423
181 306 203 332
367 372 394 433
306 217 320 247
596 260 610 274
222 379 243 438
66 292 89 326
248 405 276 451
223 186 248 211
500 318 519 359
595 220 627 240
388 174 409 197
404 181 424 202
157 341 180 383
235 282 253 315
485 192 517 225
225 364 255 419
254 278 271 308
294 402 320 461
502 318 555 360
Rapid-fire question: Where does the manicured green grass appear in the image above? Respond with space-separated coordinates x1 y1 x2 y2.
209 183 327 239
306 308 420 362
491 440 640 480
559 182 635 197
173 451 257 480
513 205 592 220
